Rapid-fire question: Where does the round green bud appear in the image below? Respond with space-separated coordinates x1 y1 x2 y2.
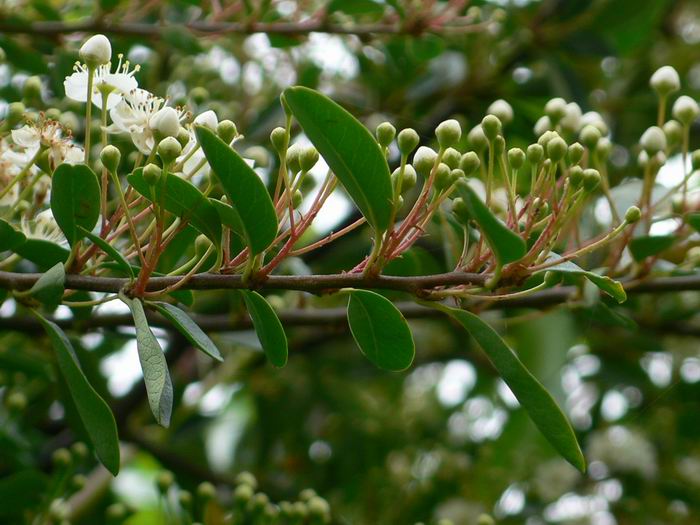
392 165 417 193
449 168 465 185
45 108 61 121
100 145 121 173
193 110 218 131
176 127 191 148
292 501 308 519
569 165 584 188
216 120 237 143
48 499 69 521
582 168 601 192
22 76 43 102
650 65 680 97
534 116 552 137
663 119 683 147
543 271 560 287
544 97 567 123
156 470 175 493
236 471 258 489
467 125 488 152
625 205 641 223
150 107 180 139
561 102 582 133
507 148 525 170
442 147 461 169
158 136 182 165
537 130 558 148
640 126 667 155
493 135 505 156
597 137 612 160
248 492 269 514
672 95 699 126
650 151 667 171
459 151 480 175
233 483 254 506
143 163 162 186
197 481 216 501
487 99 513 124
376 122 396 147
452 197 470 224
526 143 544 165
434 162 452 191
481 114 501 141
637 150 649 169
59 111 80 132
189 87 209 105
477 514 496 525
413 146 438 178
7 102 26 126
299 146 319 172
567 142 584 166
270 127 288 154
79 34 112 67
292 189 303 209
52 448 72 467
71 442 89 460
300 488 318 502
435 119 462 148
581 111 609 135
178 490 192 510
397 128 420 155
307 496 331 521
286 143 302 173
396 195 404 208
71 474 87 490
691 150 700 171
546 136 567 162
106 503 128 520
6 391 27 411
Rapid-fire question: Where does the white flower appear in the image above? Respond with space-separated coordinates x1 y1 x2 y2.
20 209 67 246
149 106 181 138
79 34 112 66
10 122 84 170
193 110 218 130
64 54 139 110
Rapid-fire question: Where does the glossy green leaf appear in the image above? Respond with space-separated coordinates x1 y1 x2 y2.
456 180 526 266
150 301 223 362
629 234 675 261
428 302 585 472
34 312 120 475
0 218 26 252
540 254 626 303
195 126 278 254
50 163 101 246
19 262 64 310
15 239 69 270
128 169 222 249
210 198 245 238
282 86 394 232
347 290 415 371
241 291 288 367
78 226 134 278
122 295 173 426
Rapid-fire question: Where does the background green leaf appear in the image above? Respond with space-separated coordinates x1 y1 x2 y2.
540 254 626 303
241 291 288 367
629 234 675 261
0 218 26 251
50 163 101 246
150 301 223 362
19 262 64 310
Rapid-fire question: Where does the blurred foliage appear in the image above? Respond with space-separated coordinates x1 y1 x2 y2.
2 0 700 524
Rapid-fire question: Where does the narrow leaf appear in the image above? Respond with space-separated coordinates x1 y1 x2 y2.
456 180 526 266
629 234 675 261
19 262 65 310
539 254 626 303
34 312 120 475
15 239 69 270
0 218 26 251
121 295 174 426
150 302 223 362
347 290 415 371
50 163 101 245
195 126 278 254
428 302 586 472
78 226 134 278
282 86 394 232
241 291 288 367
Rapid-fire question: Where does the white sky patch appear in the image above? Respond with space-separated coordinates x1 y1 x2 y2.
436 360 476 407
650 217 680 235
295 33 359 79
101 339 143 397
656 152 693 187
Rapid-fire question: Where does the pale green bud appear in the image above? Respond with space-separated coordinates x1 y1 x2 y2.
100 145 121 173
79 34 112 67
582 168 600 192
508 147 525 170
143 163 162 185
286 143 302 173
292 189 303 209
442 147 461 169
663 120 683 147
567 142 584 165
625 206 641 223
534 116 552 137
546 136 567 162
413 146 438 177
397 128 419 155
435 119 461 148
156 470 175 493
299 146 319 172
650 65 680 97
459 151 480 174
580 124 601 150
392 165 417 192
452 197 470 224
158 136 182 165
527 143 544 165
197 481 216 501
376 122 396 147
569 165 584 188
467 125 488 152
672 95 699 126
481 114 501 141
270 127 288 154
640 126 666 155
216 120 237 143
449 168 465 185
23 76 42 102
6 102 26 126
150 107 180 138
544 97 567 123
487 99 513 124
189 87 209 104
493 135 505 156
434 162 452 191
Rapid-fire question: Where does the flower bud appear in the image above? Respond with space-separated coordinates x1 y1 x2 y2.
217 120 237 143
156 470 175 493
233 483 254 507
150 107 180 138
307 496 331 522
567 142 584 165
397 128 419 155
650 65 680 97
569 165 584 188
100 145 121 173
6 391 27 412
197 481 217 501
640 126 667 155
546 136 567 162
413 146 438 177
143 163 162 185
534 116 552 137
544 97 567 124
106 503 128 521
22 76 42 102
286 143 302 173
692 149 700 171
452 197 470 224
487 99 513 124
376 122 396 147
52 448 72 468
649 151 667 171
537 130 558 148
597 137 612 160
71 442 89 460
176 127 191 148
442 147 461 169
6 102 26 126
270 127 288 154
299 146 319 172
481 115 501 141
625 206 641 223
193 110 218 130
493 135 505 156
292 189 303 209
663 120 683 147
158 136 182 165
582 168 600 192
47 107 62 122
449 168 465 185
507 148 525 170
236 471 258 489
72 474 87 490
392 165 417 192
477 515 496 525
435 119 461 148
459 151 480 175
178 490 192 510
580 125 601 150
434 162 452 191
580 111 609 135
189 87 209 104
561 102 582 133
672 95 699 126
79 34 112 67
527 143 544 165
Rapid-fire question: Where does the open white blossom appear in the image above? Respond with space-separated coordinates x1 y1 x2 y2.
20 209 67 246
64 54 140 110
10 122 83 168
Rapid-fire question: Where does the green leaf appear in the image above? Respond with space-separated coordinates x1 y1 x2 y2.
282 86 394 232
241 291 288 367
685 212 700 232
78 226 134 278
0 218 26 251
629 234 675 261
428 302 586 472
210 198 246 238
50 163 101 246
19 262 64 310
150 301 223 362
34 312 120 475
195 126 278 254
15 239 69 270
539 254 626 303
347 290 415 371
121 295 173 426
456 180 526 266
0 470 48 519
128 169 222 250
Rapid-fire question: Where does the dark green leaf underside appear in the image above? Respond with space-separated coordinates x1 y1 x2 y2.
241 290 288 367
